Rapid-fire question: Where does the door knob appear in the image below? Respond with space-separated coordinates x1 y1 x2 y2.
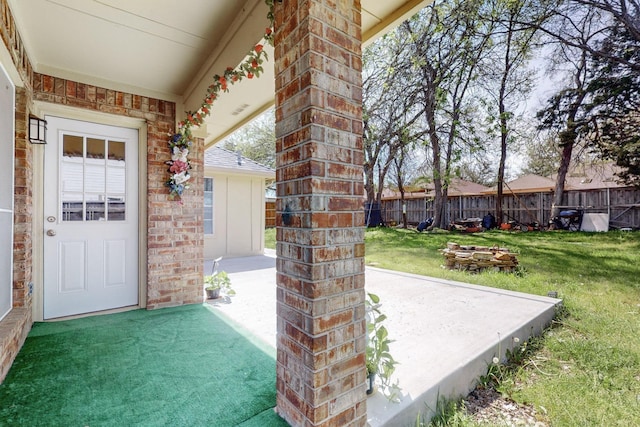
46 229 56 236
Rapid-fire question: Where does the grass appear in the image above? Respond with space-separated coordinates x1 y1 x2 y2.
265 227 276 250
264 226 640 426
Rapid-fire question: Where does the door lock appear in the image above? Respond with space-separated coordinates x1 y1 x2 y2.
46 229 56 236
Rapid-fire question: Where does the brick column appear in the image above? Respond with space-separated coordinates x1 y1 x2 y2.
13 87 33 309
274 1 366 426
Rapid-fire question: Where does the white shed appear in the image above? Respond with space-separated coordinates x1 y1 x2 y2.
204 146 275 259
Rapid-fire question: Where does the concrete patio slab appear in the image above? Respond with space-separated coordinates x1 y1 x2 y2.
206 251 561 426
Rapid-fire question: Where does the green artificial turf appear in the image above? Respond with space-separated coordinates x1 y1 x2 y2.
0 305 288 427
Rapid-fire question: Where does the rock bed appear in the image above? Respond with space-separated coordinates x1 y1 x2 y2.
441 242 519 273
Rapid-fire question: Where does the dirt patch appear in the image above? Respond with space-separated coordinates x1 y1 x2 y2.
463 388 549 426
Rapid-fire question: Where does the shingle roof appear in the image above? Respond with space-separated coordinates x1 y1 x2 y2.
556 162 626 190
483 174 556 194
204 145 275 177
381 178 490 199
481 163 628 194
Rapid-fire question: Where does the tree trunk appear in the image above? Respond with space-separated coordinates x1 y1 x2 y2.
497 117 508 225
364 164 375 203
550 88 586 222
496 21 512 227
398 167 407 228
551 141 574 220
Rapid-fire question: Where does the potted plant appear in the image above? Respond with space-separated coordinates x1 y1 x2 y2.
365 292 400 401
204 271 235 299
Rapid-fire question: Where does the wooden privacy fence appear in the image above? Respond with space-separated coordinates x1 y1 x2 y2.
380 187 640 229
265 199 276 228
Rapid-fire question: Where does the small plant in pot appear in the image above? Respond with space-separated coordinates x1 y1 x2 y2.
365 292 400 401
204 271 235 299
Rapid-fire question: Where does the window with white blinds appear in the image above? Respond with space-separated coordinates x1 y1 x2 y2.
204 178 214 235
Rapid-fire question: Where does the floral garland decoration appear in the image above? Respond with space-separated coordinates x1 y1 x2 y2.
165 126 193 199
166 0 279 201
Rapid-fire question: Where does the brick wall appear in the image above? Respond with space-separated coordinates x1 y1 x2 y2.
12 87 32 308
1 0 204 383
1 0 34 383
0 308 31 382
274 1 367 425
0 0 34 86
146 130 205 309
0 87 33 382
32 73 205 309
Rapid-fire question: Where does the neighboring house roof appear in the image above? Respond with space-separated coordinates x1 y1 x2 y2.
439 179 491 196
483 174 556 194
380 188 425 200
482 163 628 195
204 145 275 179
557 162 627 190
381 163 630 200
381 178 490 199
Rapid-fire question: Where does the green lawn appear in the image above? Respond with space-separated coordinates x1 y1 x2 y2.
264 227 640 425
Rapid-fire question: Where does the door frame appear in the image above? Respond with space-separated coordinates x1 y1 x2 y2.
32 102 148 322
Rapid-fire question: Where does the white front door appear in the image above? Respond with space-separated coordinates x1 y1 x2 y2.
43 117 139 319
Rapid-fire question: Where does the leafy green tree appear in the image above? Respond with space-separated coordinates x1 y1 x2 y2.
478 0 545 223
387 128 424 228
583 12 640 185
399 0 497 229
536 3 596 217
520 131 561 177
221 107 276 169
363 32 424 207
535 0 640 192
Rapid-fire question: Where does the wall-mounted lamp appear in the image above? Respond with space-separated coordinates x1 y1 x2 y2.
29 115 47 144
282 204 292 226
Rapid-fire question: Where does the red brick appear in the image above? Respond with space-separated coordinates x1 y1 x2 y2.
275 0 366 424
42 74 54 92
313 309 354 334
66 80 76 97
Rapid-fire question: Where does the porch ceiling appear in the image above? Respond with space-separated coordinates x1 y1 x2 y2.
8 0 430 146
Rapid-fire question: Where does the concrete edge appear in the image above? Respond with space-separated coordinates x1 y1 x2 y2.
376 298 562 426
365 266 561 305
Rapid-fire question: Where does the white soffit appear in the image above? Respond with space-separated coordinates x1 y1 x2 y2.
8 0 264 101
7 0 432 145
201 0 434 146
362 0 432 47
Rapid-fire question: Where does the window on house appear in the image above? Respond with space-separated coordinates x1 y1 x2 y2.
1 66 14 321
204 178 214 235
60 135 126 221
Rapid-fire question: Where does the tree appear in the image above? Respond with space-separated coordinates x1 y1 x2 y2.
536 0 640 73
479 0 544 224
536 3 597 217
221 107 276 169
363 33 424 208
399 0 497 229
583 9 640 185
520 131 561 177
534 0 640 190
388 129 423 228
455 154 497 186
